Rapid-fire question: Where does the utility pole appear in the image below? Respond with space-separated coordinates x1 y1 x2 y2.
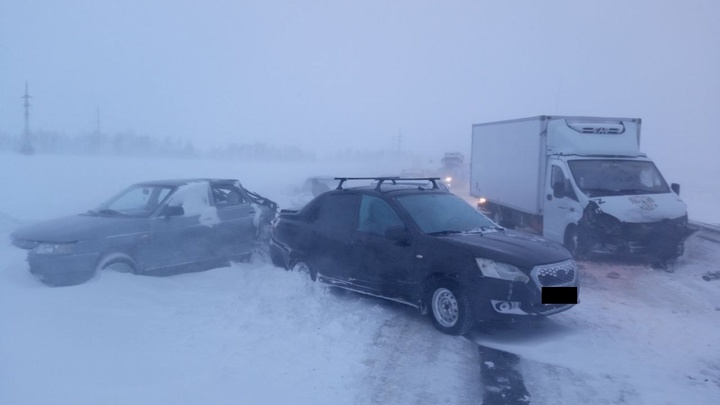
19 82 34 155
396 129 403 153
96 106 101 136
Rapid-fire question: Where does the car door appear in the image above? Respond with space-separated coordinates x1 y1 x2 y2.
305 193 360 282
543 162 582 243
349 195 417 300
146 182 216 271
210 183 257 259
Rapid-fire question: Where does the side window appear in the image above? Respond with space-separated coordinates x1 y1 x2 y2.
313 194 358 230
358 195 404 236
551 165 578 201
551 165 565 189
212 185 247 208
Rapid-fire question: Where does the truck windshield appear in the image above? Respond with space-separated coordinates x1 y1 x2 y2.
567 159 670 197
396 193 497 234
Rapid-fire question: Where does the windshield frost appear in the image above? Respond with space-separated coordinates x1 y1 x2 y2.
568 159 670 197
96 185 174 217
396 193 496 234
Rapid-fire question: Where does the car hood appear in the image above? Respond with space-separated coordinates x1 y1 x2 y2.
11 214 148 244
437 229 571 269
588 193 687 223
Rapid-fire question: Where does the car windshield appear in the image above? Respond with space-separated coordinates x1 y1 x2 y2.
568 159 670 197
92 185 175 218
396 193 497 234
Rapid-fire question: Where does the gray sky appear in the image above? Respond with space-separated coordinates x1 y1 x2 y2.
1 0 719 167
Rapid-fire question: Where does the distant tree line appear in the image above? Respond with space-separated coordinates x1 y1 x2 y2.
0 129 431 165
0 130 317 161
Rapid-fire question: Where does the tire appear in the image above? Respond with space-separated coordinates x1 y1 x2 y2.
564 227 583 259
492 207 514 229
290 259 317 282
249 244 270 264
492 209 503 226
96 252 138 274
428 281 474 336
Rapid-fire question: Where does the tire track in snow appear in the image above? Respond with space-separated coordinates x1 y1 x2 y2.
358 306 482 405
477 345 531 404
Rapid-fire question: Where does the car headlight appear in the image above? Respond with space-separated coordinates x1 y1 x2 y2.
34 243 75 254
444 176 452 182
476 258 529 283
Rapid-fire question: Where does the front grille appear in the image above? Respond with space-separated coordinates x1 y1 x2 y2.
531 260 576 288
622 219 686 242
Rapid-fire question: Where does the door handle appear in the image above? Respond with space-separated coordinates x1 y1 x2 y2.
559 206 575 212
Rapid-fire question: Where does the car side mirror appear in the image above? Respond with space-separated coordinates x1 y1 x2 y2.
552 182 565 199
162 205 184 217
671 183 680 195
385 226 409 243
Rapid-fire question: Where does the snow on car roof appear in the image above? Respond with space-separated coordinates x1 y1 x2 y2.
134 178 238 187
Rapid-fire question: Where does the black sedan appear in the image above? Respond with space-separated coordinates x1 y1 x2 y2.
11 179 278 286
270 177 578 335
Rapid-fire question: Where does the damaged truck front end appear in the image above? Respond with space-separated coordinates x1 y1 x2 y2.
575 199 693 264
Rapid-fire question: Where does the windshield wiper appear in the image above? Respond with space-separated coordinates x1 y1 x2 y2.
618 188 651 195
427 230 463 236
582 187 619 197
466 225 504 234
96 209 130 217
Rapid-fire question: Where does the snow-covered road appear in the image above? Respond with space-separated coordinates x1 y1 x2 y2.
469 234 720 404
0 237 482 404
1 152 719 404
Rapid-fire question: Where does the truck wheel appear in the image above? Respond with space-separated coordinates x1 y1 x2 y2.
492 207 514 229
564 227 584 259
428 281 474 336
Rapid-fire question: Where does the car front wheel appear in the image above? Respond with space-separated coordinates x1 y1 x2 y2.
290 259 317 282
96 251 138 274
429 281 474 336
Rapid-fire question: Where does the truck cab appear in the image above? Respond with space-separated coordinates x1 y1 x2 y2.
543 155 688 261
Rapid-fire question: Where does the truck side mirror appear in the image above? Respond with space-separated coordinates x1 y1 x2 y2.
671 183 680 195
552 182 565 199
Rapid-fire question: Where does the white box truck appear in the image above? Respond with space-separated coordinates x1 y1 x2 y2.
471 115 691 265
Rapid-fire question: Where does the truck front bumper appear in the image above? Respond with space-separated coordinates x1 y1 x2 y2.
583 216 692 260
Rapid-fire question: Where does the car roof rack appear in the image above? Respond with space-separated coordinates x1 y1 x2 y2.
334 177 442 191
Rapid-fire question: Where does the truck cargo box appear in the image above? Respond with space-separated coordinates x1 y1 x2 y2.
470 116 642 216
471 117 545 215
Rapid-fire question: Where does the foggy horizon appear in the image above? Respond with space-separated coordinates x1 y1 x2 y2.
2 1 719 169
